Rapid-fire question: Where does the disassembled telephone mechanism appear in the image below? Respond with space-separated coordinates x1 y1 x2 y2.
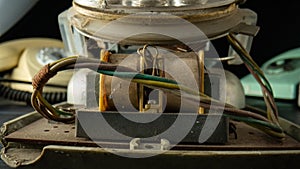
31 0 285 140
1 1 300 169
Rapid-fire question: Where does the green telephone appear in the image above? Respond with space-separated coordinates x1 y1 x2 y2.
0 38 73 103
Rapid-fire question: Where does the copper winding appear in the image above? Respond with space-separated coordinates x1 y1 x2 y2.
198 50 205 114
32 64 57 90
99 50 111 112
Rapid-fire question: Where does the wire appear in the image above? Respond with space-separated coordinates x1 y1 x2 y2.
0 78 67 89
30 55 285 139
226 33 284 138
227 34 273 94
227 33 279 124
224 114 285 138
98 70 178 85
0 82 66 104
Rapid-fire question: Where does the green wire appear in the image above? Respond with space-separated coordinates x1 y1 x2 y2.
99 69 282 127
227 34 280 126
37 92 73 116
43 56 284 139
98 70 178 84
98 70 203 96
97 59 284 138
224 114 285 139
224 114 284 134
227 34 274 95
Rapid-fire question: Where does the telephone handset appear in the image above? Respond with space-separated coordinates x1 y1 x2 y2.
0 38 73 103
0 38 62 71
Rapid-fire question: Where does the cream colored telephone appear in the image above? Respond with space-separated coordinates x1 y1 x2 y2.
0 38 73 100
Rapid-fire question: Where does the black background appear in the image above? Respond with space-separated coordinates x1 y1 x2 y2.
0 0 300 78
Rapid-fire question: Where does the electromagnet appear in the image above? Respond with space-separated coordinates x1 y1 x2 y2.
1 0 299 169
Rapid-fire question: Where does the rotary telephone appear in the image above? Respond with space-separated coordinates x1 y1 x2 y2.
0 38 72 103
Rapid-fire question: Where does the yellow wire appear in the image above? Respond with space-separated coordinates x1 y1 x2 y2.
49 55 78 66
247 122 285 139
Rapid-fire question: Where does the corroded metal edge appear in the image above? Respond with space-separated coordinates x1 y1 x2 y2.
0 112 42 147
0 112 42 168
279 117 300 142
2 144 300 169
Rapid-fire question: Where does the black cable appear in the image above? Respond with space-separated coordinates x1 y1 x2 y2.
0 78 67 89
0 83 66 104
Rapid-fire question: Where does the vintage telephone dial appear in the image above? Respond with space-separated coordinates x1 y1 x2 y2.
0 38 72 104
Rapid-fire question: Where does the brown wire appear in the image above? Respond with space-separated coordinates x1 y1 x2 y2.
32 64 57 90
30 56 275 125
31 57 78 123
227 33 279 124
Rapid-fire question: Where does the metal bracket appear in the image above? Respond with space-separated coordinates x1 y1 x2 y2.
228 11 259 65
230 23 260 37
129 138 170 151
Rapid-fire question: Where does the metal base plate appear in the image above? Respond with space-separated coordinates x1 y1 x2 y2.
1 112 300 169
3 113 299 150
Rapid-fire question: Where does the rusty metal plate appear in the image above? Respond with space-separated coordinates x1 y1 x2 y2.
1 111 300 169
4 117 300 150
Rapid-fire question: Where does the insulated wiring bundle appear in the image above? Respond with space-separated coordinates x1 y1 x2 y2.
31 51 285 139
